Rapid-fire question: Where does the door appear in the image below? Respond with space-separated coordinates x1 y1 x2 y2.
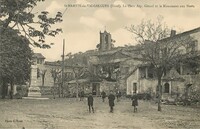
133 83 137 93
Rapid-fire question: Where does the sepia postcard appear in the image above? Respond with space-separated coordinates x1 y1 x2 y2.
0 0 200 129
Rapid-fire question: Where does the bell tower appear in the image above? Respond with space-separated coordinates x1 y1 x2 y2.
99 30 112 51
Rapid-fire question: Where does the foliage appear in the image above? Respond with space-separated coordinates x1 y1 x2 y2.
15 85 29 98
0 27 32 84
0 0 63 48
126 16 193 69
126 16 170 43
189 87 200 103
50 68 61 98
0 0 63 98
126 16 197 78
96 64 120 82
51 68 61 83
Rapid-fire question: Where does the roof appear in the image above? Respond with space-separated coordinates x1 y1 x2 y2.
93 49 132 65
33 53 45 59
160 27 200 42
162 68 185 81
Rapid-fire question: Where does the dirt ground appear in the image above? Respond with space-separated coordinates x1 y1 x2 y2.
0 97 199 129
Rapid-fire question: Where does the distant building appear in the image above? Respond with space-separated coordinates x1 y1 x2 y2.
32 53 45 65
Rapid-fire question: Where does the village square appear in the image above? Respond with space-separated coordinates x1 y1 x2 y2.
1 0 200 129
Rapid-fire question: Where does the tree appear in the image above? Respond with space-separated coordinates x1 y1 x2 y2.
40 69 47 87
0 28 32 99
0 0 63 98
0 0 63 48
126 16 194 111
51 68 61 99
71 66 85 100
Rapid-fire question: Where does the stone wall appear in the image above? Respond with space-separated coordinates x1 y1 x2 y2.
139 78 157 94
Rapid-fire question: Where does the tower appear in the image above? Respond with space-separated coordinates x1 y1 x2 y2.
99 31 112 51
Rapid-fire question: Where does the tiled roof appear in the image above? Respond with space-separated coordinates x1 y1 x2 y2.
44 61 60 66
160 27 200 42
33 53 45 59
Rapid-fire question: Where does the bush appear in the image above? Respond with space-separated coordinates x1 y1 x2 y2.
14 92 23 99
16 85 28 97
126 93 152 100
126 95 132 99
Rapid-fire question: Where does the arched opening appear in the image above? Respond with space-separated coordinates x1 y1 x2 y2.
164 82 170 93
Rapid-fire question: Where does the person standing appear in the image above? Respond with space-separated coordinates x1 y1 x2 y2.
108 91 115 113
116 90 121 102
131 93 138 112
87 93 94 113
101 91 106 102
80 90 84 101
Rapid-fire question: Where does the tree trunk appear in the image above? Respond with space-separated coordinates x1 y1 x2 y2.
157 76 162 111
61 85 64 98
10 80 14 99
59 84 61 98
42 75 45 87
76 82 79 101
1 77 7 99
53 81 56 99
157 68 163 111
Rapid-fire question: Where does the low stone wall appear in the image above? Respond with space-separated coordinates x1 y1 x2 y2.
39 86 57 95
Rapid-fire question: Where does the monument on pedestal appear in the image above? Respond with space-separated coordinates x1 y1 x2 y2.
23 53 49 99
27 65 42 97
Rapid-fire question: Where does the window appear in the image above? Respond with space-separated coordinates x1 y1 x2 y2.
164 83 170 93
148 67 154 78
186 41 198 54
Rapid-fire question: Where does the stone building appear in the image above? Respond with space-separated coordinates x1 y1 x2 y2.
31 27 200 99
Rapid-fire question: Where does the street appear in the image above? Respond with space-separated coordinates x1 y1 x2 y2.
0 97 200 129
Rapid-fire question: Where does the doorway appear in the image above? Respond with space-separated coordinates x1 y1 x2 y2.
92 83 100 95
133 83 137 93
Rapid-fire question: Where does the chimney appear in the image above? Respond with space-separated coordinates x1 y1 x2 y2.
170 30 176 37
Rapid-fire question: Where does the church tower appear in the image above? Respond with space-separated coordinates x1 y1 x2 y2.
99 30 112 51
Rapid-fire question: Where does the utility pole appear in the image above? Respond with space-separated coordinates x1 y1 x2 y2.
61 39 65 98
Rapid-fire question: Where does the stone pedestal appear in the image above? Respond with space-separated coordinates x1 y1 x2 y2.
28 65 41 97
28 86 41 97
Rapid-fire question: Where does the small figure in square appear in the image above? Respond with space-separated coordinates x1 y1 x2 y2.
108 90 115 113
101 91 106 102
131 93 138 113
87 93 94 113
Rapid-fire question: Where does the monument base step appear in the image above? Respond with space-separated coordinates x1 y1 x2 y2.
28 92 42 97
22 97 49 100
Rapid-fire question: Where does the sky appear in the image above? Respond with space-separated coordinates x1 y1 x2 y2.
33 0 200 61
